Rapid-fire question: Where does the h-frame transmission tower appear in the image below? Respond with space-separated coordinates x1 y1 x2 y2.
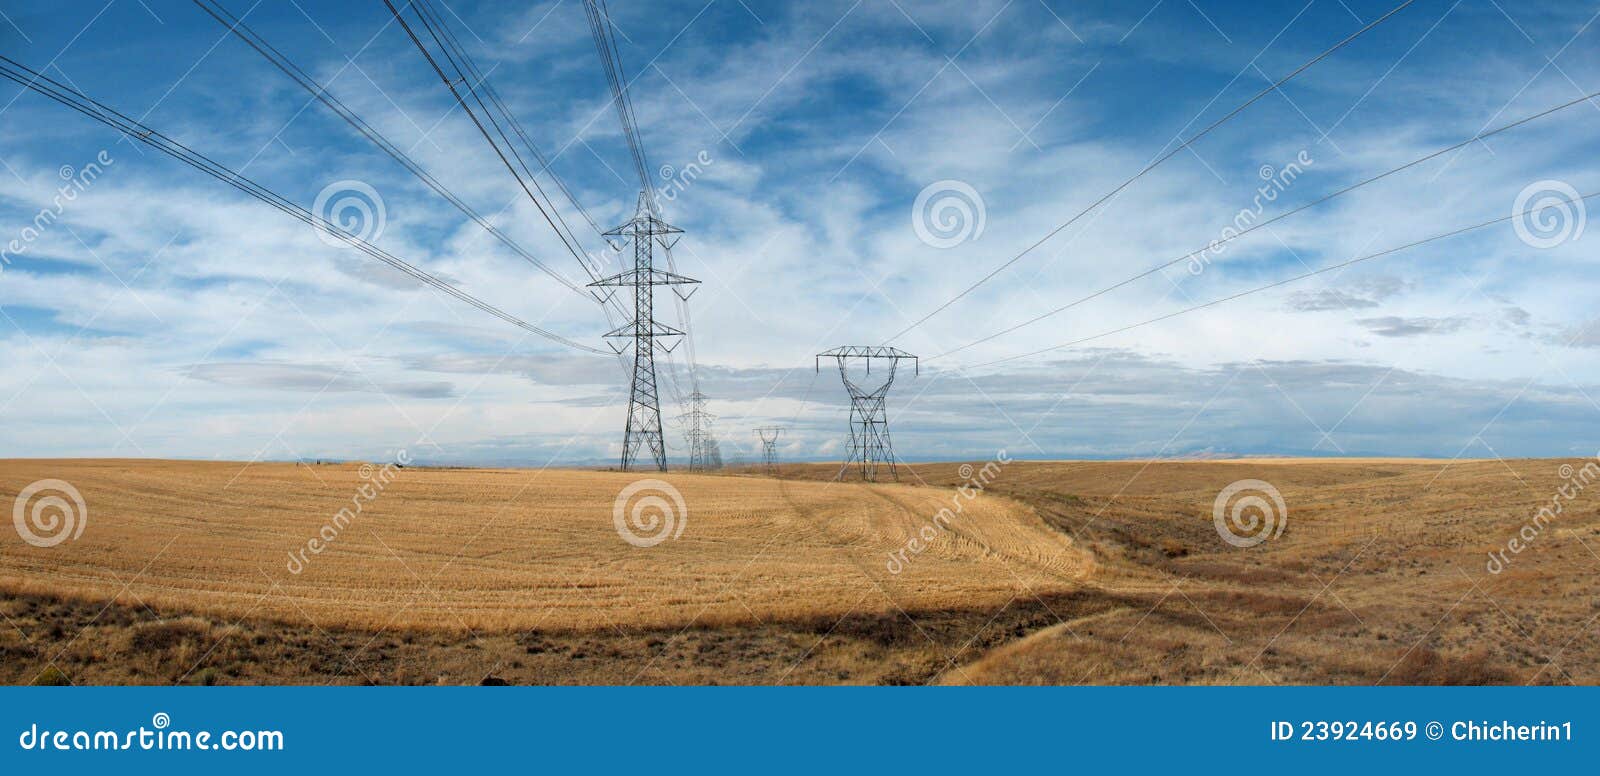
680 390 721 471
816 346 918 482
590 192 699 471
753 426 786 475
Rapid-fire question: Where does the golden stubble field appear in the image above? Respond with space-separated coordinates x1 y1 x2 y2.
0 459 1084 633
2 456 1598 686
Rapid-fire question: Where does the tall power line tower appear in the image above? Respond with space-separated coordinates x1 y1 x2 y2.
816 346 918 482
753 426 786 475
591 192 699 471
680 390 720 471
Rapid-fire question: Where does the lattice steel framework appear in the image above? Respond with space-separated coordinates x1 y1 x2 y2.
753 426 786 475
680 390 720 471
590 192 699 471
815 346 918 482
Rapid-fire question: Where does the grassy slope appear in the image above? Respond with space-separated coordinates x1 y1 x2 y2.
2 458 1595 685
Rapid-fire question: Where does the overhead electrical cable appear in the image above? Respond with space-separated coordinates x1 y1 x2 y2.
582 0 654 202
410 0 604 238
0 55 608 355
585 1 695 317
384 0 637 378
191 0 594 301
930 86 1600 361
956 190 1600 370
382 0 631 324
408 0 600 263
582 0 704 393
885 0 1421 344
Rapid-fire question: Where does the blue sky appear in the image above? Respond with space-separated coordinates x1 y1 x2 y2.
0 0 1597 465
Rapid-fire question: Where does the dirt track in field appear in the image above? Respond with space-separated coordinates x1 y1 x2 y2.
4 457 1598 686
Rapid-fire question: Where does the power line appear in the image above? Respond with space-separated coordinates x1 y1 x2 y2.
957 189 1599 370
591 193 699 471
395 0 641 389
818 346 918 482
0 54 608 355
582 0 654 202
405 0 586 263
192 0 594 301
411 0 605 238
886 0 1420 344
753 426 785 475
580 0 704 408
680 389 719 470
930 86 1600 361
409 0 603 252
388 0 645 380
578 4 680 285
382 0 630 324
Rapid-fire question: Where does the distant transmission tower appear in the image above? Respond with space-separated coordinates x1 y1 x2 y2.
816 346 918 482
591 192 699 471
753 426 786 475
680 390 720 471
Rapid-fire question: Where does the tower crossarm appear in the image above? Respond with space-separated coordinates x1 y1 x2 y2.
814 345 917 482
814 345 919 375
588 268 700 288
601 319 687 340
602 214 684 239
605 190 698 472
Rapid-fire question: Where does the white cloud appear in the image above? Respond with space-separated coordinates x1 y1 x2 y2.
1 0 1598 462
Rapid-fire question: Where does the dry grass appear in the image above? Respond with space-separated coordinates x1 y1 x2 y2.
0 459 1083 633
894 458 1600 686
3 457 1598 685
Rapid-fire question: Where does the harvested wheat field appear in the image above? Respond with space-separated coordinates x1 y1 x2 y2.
2 457 1598 685
0 459 1084 633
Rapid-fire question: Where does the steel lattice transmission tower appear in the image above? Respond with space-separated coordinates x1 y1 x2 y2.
680 390 720 471
753 426 786 475
816 346 918 482
590 192 699 471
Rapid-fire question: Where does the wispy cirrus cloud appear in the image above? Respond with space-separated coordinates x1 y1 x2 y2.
0 0 1597 464
1355 315 1471 338
184 362 456 399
